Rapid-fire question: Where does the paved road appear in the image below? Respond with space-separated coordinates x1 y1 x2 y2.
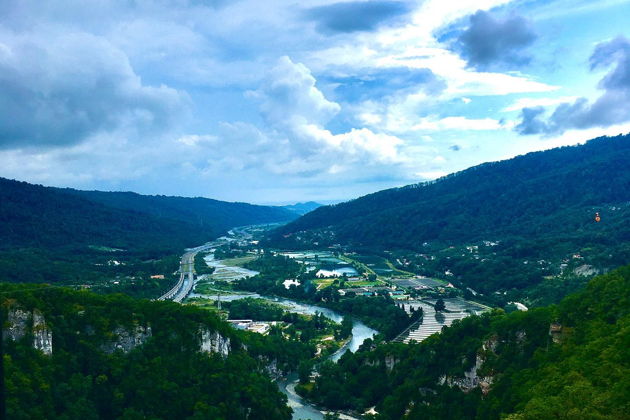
157 244 213 302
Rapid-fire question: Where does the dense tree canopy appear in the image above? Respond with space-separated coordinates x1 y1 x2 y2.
0 285 301 419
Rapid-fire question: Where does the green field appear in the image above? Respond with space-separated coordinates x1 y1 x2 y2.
313 278 335 289
221 255 257 267
345 280 383 287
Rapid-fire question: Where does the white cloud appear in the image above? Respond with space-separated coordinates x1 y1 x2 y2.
177 134 218 146
411 116 503 131
503 96 581 112
243 56 405 169
247 56 341 128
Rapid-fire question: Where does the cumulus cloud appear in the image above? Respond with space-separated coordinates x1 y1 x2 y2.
516 36 630 136
0 29 187 150
454 10 537 69
190 57 406 177
247 56 340 128
304 1 411 34
249 57 402 161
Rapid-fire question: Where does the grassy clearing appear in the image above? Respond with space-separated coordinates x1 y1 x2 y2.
384 259 416 277
345 280 383 287
221 255 257 267
185 297 225 312
314 279 335 290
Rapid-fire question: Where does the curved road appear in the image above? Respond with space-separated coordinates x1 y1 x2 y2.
157 244 213 302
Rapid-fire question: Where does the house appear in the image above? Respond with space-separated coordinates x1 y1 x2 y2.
338 288 373 297
283 279 300 289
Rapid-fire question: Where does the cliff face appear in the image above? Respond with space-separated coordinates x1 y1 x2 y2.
3 307 53 355
200 328 231 357
438 336 497 394
3 306 232 359
100 325 153 354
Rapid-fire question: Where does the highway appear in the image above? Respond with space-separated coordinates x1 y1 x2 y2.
157 244 214 302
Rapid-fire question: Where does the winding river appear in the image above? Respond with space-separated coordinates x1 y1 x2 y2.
192 292 377 419
269 298 377 420
191 240 377 419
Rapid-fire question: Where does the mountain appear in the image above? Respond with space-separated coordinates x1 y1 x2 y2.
64 188 298 236
0 177 296 254
301 264 630 419
272 134 630 250
269 134 630 298
282 201 322 215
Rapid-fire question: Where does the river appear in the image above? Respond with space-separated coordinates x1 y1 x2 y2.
269 298 376 420
190 235 377 419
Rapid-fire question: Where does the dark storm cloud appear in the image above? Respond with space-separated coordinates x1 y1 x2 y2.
304 1 411 34
516 36 630 136
329 67 446 102
0 31 186 149
454 10 537 70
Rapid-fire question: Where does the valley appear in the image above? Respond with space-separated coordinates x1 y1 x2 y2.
1 135 629 419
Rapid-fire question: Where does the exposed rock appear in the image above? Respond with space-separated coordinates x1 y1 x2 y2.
100 325 152 354
261 358 283 380
385 355 398 371
439 354 493 393
32 311 53 355
484 335 499 353
549 322 563 344
364 355 399 372
574 264 599 277
3 308 53 355
200 328 230 357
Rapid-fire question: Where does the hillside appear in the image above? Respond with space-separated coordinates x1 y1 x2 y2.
65 189 297 234
273 134 630 250
0 177 295 254
0 284 309 419
300 264 630 419
269 135 630 297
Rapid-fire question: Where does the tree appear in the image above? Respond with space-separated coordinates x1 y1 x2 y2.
434 298 446 312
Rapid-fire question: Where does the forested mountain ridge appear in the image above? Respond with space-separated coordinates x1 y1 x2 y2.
0 177 295 253
271 134 630 250
0 284 297 419
302 264 630 419
64 189 297 234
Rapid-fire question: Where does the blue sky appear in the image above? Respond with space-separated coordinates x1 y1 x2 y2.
1 0 630 204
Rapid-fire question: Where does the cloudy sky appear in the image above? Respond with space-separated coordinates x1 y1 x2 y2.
1 0 630 204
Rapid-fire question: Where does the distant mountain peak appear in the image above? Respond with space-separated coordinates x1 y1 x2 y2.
282 201 322 215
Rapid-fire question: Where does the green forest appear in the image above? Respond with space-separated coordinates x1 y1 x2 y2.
0 177 295 254
0 284 314 420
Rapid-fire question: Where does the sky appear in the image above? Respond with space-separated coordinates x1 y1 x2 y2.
1 0 630 204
